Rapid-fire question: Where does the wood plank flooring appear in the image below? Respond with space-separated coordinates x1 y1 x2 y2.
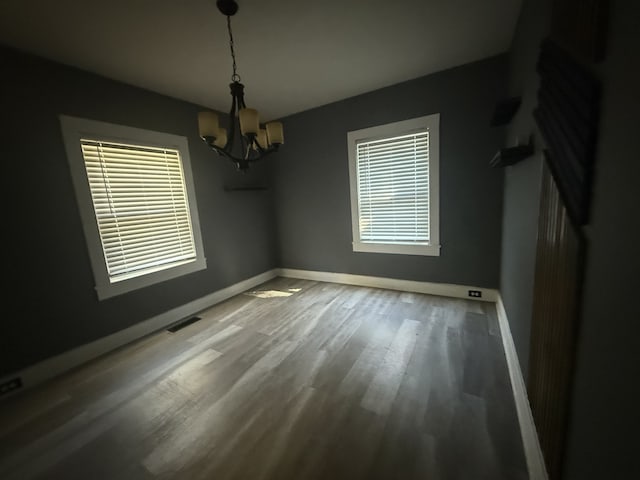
0 278 528 479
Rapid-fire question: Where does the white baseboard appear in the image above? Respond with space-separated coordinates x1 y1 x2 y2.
1 269 278 395
276 268 498 302
496 295 548 480
2 268 492 395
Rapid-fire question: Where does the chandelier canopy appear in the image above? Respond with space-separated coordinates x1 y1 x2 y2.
198 0 284 171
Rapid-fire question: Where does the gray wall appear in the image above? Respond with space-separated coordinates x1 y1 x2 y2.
499 0 551 380
563 0 640 477
1 47 277 376
273 56 508 288
501 0 640 477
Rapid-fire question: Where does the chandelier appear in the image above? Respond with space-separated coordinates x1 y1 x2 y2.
198 0 284 172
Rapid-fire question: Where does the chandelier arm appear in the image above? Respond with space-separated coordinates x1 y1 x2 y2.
201 138 278 172
249 144 279 160
236 92 254 157
203 139 248 164
243 134 252 160
226 84 239 152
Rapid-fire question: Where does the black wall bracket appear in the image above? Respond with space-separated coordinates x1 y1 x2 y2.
490 137 535 168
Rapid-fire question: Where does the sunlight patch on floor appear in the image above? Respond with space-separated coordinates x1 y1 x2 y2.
246 287 302 299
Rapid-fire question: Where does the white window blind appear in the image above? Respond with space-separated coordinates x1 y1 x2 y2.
356 131 430 245
80 139 198 283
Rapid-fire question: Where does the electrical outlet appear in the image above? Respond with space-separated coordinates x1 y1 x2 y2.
0 377 23 396
468 290 482 298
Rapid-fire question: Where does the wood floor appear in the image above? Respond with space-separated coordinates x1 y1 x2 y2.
0 278 528 479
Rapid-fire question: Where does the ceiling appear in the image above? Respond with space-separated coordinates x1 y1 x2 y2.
0 0 522 120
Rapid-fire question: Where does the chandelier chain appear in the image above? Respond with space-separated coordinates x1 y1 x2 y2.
227 16 241 82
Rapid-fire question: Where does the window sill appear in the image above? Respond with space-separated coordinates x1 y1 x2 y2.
95 257 207 300
353 242 441 257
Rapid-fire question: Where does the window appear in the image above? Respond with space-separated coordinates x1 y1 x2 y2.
61 116 206 299
347 114 440 256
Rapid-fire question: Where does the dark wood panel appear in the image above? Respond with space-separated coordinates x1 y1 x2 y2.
0 279 527 480
529 163 584 479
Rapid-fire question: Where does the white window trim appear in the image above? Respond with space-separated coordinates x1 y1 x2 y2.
347 114 440 256
60 115 207 300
